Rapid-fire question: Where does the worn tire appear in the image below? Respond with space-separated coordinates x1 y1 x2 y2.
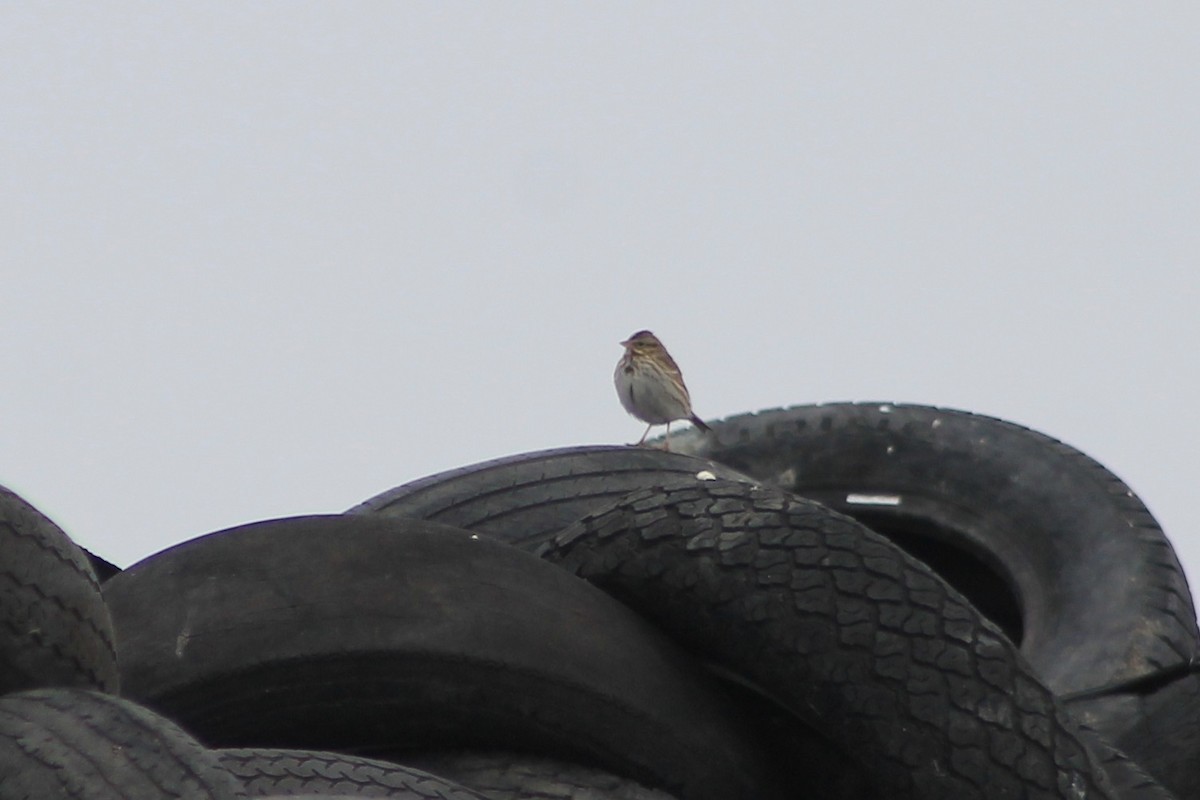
217 748 488 798
0 687 244 800
81 546 122 583
347 446 753 550
104 515 787 800
399 752 680 800
1071 670 1200 800
1073 727 1178 800
538 481 1128 800
663 403 1198 697
0 484 119 694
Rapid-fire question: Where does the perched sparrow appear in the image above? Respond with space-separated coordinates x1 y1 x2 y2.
614 330 711 450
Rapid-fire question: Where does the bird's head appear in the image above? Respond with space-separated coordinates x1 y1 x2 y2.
620 330 664 354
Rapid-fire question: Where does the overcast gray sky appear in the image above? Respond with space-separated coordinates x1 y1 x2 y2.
3 5 1198 599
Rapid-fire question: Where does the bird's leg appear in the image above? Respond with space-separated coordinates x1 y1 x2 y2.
662 421 672 452
636 424 653 446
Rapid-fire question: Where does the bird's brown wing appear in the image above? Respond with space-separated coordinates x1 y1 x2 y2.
659 350 693 405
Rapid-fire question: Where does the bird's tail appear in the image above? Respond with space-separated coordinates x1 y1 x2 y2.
690 415 712 433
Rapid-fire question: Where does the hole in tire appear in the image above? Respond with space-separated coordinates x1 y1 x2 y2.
845 511 1024 647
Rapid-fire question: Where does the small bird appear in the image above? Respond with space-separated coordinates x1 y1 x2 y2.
614 330 711 450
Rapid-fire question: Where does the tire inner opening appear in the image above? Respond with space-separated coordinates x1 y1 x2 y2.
846 510 1024 647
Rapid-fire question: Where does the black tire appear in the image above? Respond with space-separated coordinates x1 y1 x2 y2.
0 484 119 694
81 546 122 582
104 515 788 800
217 748 489 798
538 480 1127 800
399 752 679 800
1073 727 1178 800
662 403 1198 697
0 687 245 800
347 446 754 550
1071 670 1200 800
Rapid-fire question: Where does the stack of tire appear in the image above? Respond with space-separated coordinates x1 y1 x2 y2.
2 403 1197 800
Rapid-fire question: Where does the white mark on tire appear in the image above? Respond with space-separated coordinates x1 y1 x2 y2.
846 493 902 507
175 612 193 658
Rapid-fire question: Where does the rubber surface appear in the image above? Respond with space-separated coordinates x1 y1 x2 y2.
1073 728 1178 800
218 748 489 798
662 403 1198 697
254 796 390 800
104 515 787 800
0 688 245 800
538 480 1123 800
1072 670 1200 800
347 446 754 550
399 752 680 800
0 483 119 694
81 546 122 582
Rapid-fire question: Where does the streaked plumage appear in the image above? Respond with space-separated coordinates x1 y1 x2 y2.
614 330 711 450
